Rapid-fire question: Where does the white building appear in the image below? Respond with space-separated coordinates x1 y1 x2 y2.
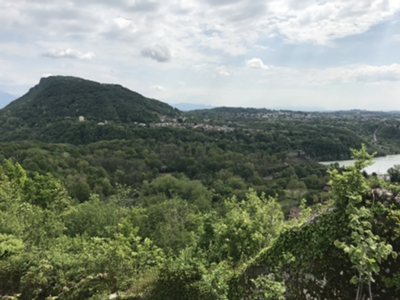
79 116 85 122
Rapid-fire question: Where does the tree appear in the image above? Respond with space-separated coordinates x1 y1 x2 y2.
210 190 283 264
332 145 396 300
68 180 91 202
276 151 287 163
387 164 400 183
137 198 203 254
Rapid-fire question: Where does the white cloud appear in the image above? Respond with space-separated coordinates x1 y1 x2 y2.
152 85 165 91
260 64 400 86
303 64 400 85
254 45 269 50
272 0 400 44
246 58 268 70
193 64 212 72
44 48 94 60
59 63 74 69
215 66 231 76
337 64 400 83
141 44 172 62
41 73 53 78
113 17 132 29
2 0 400 66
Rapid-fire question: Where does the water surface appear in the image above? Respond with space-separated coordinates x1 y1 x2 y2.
320 154 400 174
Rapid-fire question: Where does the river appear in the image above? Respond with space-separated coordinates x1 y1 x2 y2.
319 154 400 174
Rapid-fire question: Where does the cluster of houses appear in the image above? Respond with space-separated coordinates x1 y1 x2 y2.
216 111 317 120
75 115 234 132
149 122 235 132
192 124 234 132
213 110 391 122
149 122 181 128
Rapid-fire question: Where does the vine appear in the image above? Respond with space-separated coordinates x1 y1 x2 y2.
331 145 397 300
231 145 400 299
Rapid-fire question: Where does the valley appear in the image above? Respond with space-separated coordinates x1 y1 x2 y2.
1 76 400 299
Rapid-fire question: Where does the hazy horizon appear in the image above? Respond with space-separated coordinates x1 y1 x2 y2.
0 75 399 112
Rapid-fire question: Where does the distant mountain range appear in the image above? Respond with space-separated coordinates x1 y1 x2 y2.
0 91 18 109
171 103 215 111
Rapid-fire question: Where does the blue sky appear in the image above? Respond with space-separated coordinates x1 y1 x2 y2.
0 0 400 110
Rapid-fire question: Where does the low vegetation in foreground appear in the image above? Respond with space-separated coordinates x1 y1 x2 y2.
0 146 400 299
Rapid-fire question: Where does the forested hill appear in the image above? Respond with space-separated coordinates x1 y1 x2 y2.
0 75 394 161
0 76 177 128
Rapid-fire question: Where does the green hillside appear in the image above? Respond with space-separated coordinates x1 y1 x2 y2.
0 76 178 141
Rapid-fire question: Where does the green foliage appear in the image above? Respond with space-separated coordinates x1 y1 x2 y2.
0 76 176 134
141 175 212 211
209 190 284 264
231 145 400 299
0 161 165 299
332 145 395 299
67 180 91 202
0 159 288 299
0 234 24 258
1 93 400 300
145 248 215 300
387 164 400 183
0 139 328 204
137 198 203 254
63 194 121 238
2 72 400 300
250 275 286 300
328 144 374 207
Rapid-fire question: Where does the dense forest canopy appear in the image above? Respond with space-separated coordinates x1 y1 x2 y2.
1 147 400 299
1 76 400 160
0 76 178 134
0 77 400 299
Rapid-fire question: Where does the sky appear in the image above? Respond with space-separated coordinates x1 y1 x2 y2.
1 0 400 110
